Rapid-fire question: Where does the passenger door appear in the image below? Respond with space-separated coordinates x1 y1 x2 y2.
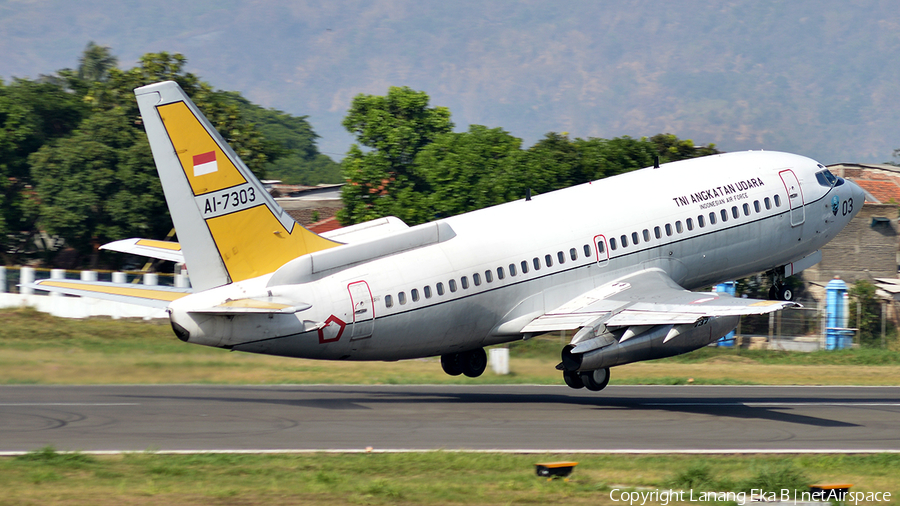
347 280 374 340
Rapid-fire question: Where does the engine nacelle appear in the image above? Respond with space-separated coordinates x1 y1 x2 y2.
561 315 740 372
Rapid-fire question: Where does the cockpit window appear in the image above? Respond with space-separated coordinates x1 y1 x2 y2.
815 169 838 187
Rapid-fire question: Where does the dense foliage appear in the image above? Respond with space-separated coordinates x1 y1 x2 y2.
0 43 338 267
338 87 718 226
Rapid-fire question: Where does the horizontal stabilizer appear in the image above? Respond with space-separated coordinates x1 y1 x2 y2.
188 297 311 315
100 238 185 263
23 279 191 308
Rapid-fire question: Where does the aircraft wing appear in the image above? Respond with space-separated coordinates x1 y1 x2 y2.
100 238 185 263
23 279 191 308
521 268 798 334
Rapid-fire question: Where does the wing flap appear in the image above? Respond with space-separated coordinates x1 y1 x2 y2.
24 279 190 308
520 268 800 333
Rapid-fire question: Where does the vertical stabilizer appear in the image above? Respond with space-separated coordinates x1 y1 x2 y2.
135 81 340 291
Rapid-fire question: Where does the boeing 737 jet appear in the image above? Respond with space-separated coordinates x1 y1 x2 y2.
29 81 865 391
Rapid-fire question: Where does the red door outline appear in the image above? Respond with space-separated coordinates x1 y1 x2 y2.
593 234 609 265
347 280 374 340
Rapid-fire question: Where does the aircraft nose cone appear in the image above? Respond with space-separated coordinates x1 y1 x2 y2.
848 179 866 212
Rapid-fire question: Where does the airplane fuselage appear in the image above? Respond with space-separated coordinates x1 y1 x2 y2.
169 151 864 363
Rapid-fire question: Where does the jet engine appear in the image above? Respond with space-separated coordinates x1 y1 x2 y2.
560 315 740 387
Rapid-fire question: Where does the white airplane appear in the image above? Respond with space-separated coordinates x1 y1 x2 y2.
29 81 865 391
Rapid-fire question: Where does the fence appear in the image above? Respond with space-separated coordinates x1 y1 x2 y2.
0 266 187 319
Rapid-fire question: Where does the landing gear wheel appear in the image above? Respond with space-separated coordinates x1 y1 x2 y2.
768 285 779 301
461 348 487 378
441 353 463 376
563 370 585 389
579 368 610 392
778 285 794 301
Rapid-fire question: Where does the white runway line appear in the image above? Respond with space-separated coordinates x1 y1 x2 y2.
0 403 140 406
643 402 900 407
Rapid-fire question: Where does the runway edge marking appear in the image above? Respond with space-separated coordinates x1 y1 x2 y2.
2 449 900 456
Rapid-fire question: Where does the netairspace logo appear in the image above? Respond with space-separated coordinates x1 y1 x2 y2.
609 488 892 505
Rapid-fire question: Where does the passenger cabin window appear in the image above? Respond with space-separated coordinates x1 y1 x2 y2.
497 267 505 280
709 212 716 225
460 277 468 289
485 270 493 283
631 232 639 245
399 292 407 305
533 257 541 270
449 279 457 292
676 221 683 233
597 240 606 254
411 289 419 302
545 254 553 267
654 226 661 239
720 209 728 222
436 283 444 296
424 286 432 299
610 238 617 250
643 229 650 242
473 273 482 286
583 244 591 257
698 215 705 227
754 200 761 213
686 218 694 231
521 260 529 274
774 195 782 207
743 203 750 216
509 263 517 276
570 248 578 261
620 235 628 248
764 197 771 210
385 294 393 308
665 224 672 236
731 206 739 219
557 251 565 264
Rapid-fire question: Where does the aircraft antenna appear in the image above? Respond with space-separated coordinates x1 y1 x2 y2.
526 188 532 201
654 156 660 169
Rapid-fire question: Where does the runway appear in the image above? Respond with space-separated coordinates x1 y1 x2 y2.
1 384 899 453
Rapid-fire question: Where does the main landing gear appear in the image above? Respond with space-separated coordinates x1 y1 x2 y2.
767 270 794 301
441 348 487 378
563 367 610 391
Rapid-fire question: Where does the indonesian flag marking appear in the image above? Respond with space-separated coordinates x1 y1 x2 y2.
192 151 218 176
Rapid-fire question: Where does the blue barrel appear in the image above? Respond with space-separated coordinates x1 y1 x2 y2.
825 277 848 350
715 282 737 346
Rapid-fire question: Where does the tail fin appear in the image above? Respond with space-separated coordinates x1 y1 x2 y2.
134 81 339 291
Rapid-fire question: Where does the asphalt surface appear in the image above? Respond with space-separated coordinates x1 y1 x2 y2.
1 384 899 453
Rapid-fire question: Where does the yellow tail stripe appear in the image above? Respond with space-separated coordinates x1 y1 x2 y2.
157 101 247 196
38 281 187 302
205 205 339 281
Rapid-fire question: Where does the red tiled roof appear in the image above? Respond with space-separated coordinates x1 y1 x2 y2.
307 216 343 234
853 180 900 204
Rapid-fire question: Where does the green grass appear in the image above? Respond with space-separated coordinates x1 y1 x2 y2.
3 307 900 385
2 448 897 506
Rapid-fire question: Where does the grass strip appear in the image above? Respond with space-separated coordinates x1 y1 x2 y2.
2 307 900 385
2 448 898 506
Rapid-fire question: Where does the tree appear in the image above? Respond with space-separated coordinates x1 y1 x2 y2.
648 133 719 163
415 125 524 218
339 86 453 225
78 42 118 83
849 279 889 347
222 91 341 185
29 108 168 267
0 78 88 261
